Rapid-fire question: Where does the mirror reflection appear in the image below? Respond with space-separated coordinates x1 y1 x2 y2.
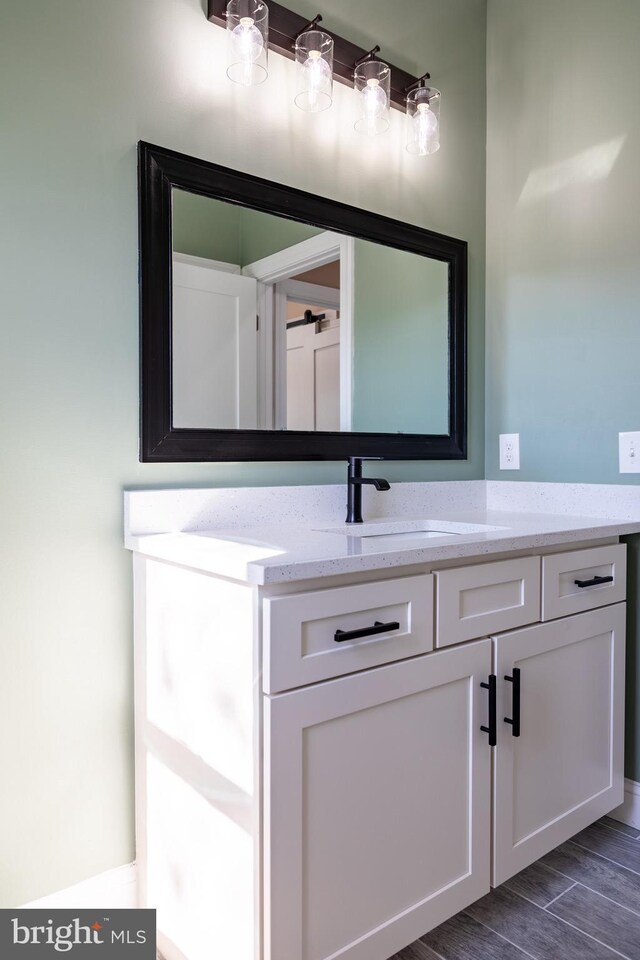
171 188 449 435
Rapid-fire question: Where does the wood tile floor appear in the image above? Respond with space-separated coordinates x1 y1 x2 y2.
391 817 640 960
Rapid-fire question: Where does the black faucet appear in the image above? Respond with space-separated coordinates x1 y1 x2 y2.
346 456 390 524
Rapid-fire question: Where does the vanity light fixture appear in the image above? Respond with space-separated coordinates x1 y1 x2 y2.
225 0 269 86
294 15 334 113
406 74 441 156
210 2 440 153
353 47 391 136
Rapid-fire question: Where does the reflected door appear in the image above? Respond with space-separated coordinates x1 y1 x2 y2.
172 259 258 429
286 314 340 431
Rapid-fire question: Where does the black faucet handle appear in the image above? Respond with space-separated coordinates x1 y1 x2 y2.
350 477 390 490
346 458 391 523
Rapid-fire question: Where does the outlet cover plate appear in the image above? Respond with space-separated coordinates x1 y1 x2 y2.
619 431 640 473
500 433 520 470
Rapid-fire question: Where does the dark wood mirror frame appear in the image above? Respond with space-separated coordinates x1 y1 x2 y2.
138 141 467 462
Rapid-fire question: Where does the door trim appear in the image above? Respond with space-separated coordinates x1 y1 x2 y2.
244 232 354 432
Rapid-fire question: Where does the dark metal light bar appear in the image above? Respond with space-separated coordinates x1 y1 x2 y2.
207 0 421 110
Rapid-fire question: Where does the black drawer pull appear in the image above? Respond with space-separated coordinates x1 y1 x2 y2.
480 674 497 746
504 667 521 737
334 620 400 643
574 574 614 588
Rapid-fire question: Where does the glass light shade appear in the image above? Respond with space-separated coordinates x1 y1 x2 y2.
354 59 391 135
226 0 268 86
294 30 334 113
406 86 441 155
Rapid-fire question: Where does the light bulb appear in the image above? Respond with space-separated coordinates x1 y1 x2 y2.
231 16 264 64
302 50 331 111
295 35 333 113
411 102 439 155
354 59 390 134
226 2 268 86
362 78 388 134
230 16 264 85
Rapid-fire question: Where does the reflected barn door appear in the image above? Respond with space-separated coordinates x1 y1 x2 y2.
286 311 340 431
172 258 258 429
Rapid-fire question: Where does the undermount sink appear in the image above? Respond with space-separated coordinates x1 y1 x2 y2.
317 519 508 540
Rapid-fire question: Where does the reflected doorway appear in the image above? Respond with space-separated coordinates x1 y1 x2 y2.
278 260 341 431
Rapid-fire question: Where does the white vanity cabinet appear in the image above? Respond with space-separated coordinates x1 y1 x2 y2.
434 544 626 888
132 539 627 960
265 640 491 960
491 602 625 885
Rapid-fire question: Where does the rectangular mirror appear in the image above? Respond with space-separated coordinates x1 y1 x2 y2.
139 142 467 462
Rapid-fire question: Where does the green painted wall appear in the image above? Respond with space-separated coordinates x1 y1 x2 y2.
486 0 640 779
486 0 640 483
353 241 449 434
0 0 486 905
172 191 322 264
172 191 242 262
239 207 321 264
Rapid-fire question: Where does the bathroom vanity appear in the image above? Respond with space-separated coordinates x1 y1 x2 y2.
126 486 634 960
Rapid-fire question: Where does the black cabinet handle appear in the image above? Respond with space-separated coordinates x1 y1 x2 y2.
480 674 497 746
574 574 614 588
334 620 400 643
504 667 521 737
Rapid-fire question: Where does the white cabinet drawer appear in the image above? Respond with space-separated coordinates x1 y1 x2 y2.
541 544 626 621
435 557 540 647
263 575 433 693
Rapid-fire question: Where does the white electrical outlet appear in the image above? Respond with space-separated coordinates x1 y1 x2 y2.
499 433 520 470
619 431 640 473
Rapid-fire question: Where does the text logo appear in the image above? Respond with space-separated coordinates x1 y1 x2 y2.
0 909 156 958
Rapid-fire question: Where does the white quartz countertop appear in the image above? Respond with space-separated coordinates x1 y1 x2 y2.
124 508 640 585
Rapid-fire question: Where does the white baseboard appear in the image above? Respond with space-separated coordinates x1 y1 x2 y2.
21 863 137 909
609 779 640 830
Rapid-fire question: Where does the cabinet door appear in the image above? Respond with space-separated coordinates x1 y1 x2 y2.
492 604 625 886
264 640 492 960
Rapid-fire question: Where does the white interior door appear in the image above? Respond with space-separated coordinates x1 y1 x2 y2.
264 640 492 960
492 603 625 886
242 232 353 430
172 258 258 428
286 318 340 431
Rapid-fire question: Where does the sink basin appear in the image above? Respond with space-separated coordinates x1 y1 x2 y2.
317 519 508 541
